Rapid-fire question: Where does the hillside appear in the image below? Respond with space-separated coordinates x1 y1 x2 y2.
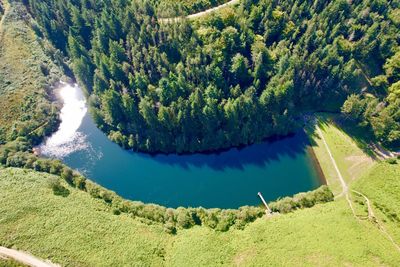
25 0 400 153
0 0 400 266
0 163 399 266
0 1 63 145
1 120 400 266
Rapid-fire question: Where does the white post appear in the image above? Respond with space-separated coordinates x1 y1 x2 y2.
258 192 272 214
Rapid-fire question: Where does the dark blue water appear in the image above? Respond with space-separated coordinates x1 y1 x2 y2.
41 85 322 208
59 114 321 208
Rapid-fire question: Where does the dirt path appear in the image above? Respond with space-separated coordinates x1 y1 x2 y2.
159 0 240 23
187 0 240 19
352 190 400 253
0 247 60 267
316 123 400 253
369 142 399 160
316 125 348 197
0 1 6 30
316 125 360 220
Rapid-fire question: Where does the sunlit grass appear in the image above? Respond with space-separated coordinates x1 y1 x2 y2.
0 2 62 143
308 114 376 196
1 166 400 266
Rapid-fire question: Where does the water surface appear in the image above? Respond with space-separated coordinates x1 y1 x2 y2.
40 84 322 208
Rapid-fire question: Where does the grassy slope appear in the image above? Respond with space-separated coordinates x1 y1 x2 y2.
0 1 399 265
0 1 61 143
1 165 400 266
353 162 400 246
0 258 25 267
309 115 376 195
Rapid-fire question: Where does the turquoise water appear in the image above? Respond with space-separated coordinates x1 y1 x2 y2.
40 85 322 208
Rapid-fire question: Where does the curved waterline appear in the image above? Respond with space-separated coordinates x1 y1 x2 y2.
39 83 322 208
39 83 88 158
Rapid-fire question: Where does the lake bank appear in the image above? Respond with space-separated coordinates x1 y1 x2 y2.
38 83 324 208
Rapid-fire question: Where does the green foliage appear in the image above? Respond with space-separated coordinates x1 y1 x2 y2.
385 158 397 164
0 259 25 267
1 166 400 266
0 139 333 231
60 167 74 185
47 177 70 197
24 0 400 153
342 61 400 149
0 3 63 146
269 186 334 214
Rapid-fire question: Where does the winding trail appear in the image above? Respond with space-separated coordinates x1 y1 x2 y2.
159 0 240 23
316 123 400 253
0 247 60 267
351 190 400 253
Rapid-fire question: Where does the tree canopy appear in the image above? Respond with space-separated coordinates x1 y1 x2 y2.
25 0 400 152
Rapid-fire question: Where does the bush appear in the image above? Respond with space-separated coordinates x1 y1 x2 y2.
164 221 177 234
176 208 195 229
86 181 102 199
73 175 87 190
113 209 121 215
49 160 63 175
0 140 333 232
47 177 70 197
33 159 51 172
61 167 74 184
5 152 27 168
269 186 334 214
386 158 397 164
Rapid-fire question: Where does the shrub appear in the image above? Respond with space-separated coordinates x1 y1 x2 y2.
269 186 334 214
100 190 114 204
47 177 70 197
113 209 121 215
73 175 86 190
86 182 102 198
164 221 177 235
33 159 51 172
386 158 397 164
176 208 195 229
61 167 74 184
5 151 27 168
49 160 63 175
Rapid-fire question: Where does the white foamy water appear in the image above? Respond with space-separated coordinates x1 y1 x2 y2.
39 83 89 158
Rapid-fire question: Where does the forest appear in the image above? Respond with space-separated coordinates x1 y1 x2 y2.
24 0 400 153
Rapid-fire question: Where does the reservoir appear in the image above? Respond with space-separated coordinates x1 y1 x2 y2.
39 84 323 208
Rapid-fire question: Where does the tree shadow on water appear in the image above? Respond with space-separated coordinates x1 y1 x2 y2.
135 131 311 171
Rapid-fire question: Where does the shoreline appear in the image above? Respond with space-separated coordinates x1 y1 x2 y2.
36 81 329 209
307 144 328 186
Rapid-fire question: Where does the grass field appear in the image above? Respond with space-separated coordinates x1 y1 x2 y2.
0 258 24 267
0 2 399 263
1 160 400 266
0 1 62 144
308 114 377 196
352 161 400 246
